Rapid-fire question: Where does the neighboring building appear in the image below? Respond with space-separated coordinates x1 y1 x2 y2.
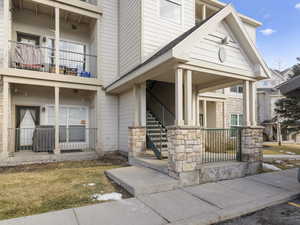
281 67 294 80
256 69 287 140
0 0 271 184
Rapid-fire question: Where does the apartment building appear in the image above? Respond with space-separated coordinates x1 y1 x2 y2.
0 0 270 184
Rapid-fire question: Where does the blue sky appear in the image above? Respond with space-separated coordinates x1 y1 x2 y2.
222 0 300 70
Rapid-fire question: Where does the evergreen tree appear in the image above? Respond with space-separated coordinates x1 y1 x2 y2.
275 97 300 125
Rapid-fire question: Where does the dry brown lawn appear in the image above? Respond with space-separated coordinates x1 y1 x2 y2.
263 143 300 155
0 154 130 220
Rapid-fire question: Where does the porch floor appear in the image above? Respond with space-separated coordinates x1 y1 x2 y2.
0 151 99 167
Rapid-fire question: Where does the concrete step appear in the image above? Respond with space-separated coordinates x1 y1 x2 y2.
105 166 180 197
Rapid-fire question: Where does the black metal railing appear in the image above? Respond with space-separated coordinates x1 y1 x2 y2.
9 41 97 78
9 127 97 153
146 89 175 127
201 128 242 163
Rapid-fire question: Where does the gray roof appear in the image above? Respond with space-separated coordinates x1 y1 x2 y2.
279 75 300 96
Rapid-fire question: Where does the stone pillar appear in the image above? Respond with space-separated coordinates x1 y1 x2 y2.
128 127 146 160
241 127 264 174
167 126 203 186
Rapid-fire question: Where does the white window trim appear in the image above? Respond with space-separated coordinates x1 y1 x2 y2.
230 114 243 127
159 0 183 25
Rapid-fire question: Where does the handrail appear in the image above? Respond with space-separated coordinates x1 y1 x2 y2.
9 40 97 57
146 89 175 117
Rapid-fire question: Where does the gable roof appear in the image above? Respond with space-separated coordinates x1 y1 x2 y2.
105 5 270 92
105 18 212 90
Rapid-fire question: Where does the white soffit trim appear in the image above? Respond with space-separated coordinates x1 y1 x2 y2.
172 4 271 79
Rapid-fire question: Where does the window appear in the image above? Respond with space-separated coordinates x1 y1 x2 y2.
230 85 243 94
47 106 88 143
17 32 40 46
160 0 182 24
230 114 243 127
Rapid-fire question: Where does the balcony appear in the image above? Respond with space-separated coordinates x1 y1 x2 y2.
9 41 97 78
7 0 100 80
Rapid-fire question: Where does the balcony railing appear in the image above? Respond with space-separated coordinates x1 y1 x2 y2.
9 41 97 78
9 127 97 153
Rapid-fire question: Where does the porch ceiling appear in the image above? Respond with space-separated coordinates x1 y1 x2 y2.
12 0 94 24
150 67 244 93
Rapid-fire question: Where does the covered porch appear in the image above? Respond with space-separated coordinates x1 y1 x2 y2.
106 5 269 185
0 76 102 161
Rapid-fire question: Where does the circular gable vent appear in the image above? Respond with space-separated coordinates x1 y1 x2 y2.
218 47 227 63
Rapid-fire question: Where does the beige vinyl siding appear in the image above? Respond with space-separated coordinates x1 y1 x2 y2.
118 90 134 152
0 0 4 67
98 0 119 152
101 0 119 85
190 21 255 74
141 0 195 62
243 22 256 43
119 0 141 76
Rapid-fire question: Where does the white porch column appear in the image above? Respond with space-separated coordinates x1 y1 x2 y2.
175 68 184 126
223 101 226 128
184 70 193 126
133 84 141 127
192 89 198 126
95 87 103 155
3 0 11 68
203 100 207 128
250 81 257 126
140 83 147 127
196 98 200 126
2 80 10 158
55 7 60 74
201 4 207 21
96 19 101 79
243 80 251 126
54 86 60 154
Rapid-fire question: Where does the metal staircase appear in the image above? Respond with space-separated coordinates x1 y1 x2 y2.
146 89 175 159
146 111 168 159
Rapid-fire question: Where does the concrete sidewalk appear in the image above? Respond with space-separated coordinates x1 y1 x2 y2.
1 169 299 225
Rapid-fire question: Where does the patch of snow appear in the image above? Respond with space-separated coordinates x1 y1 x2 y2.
83 183 96 187
263 163 282 171
286 152 296 155
275 160 284 164
286 164 295 168
92 192 122 201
